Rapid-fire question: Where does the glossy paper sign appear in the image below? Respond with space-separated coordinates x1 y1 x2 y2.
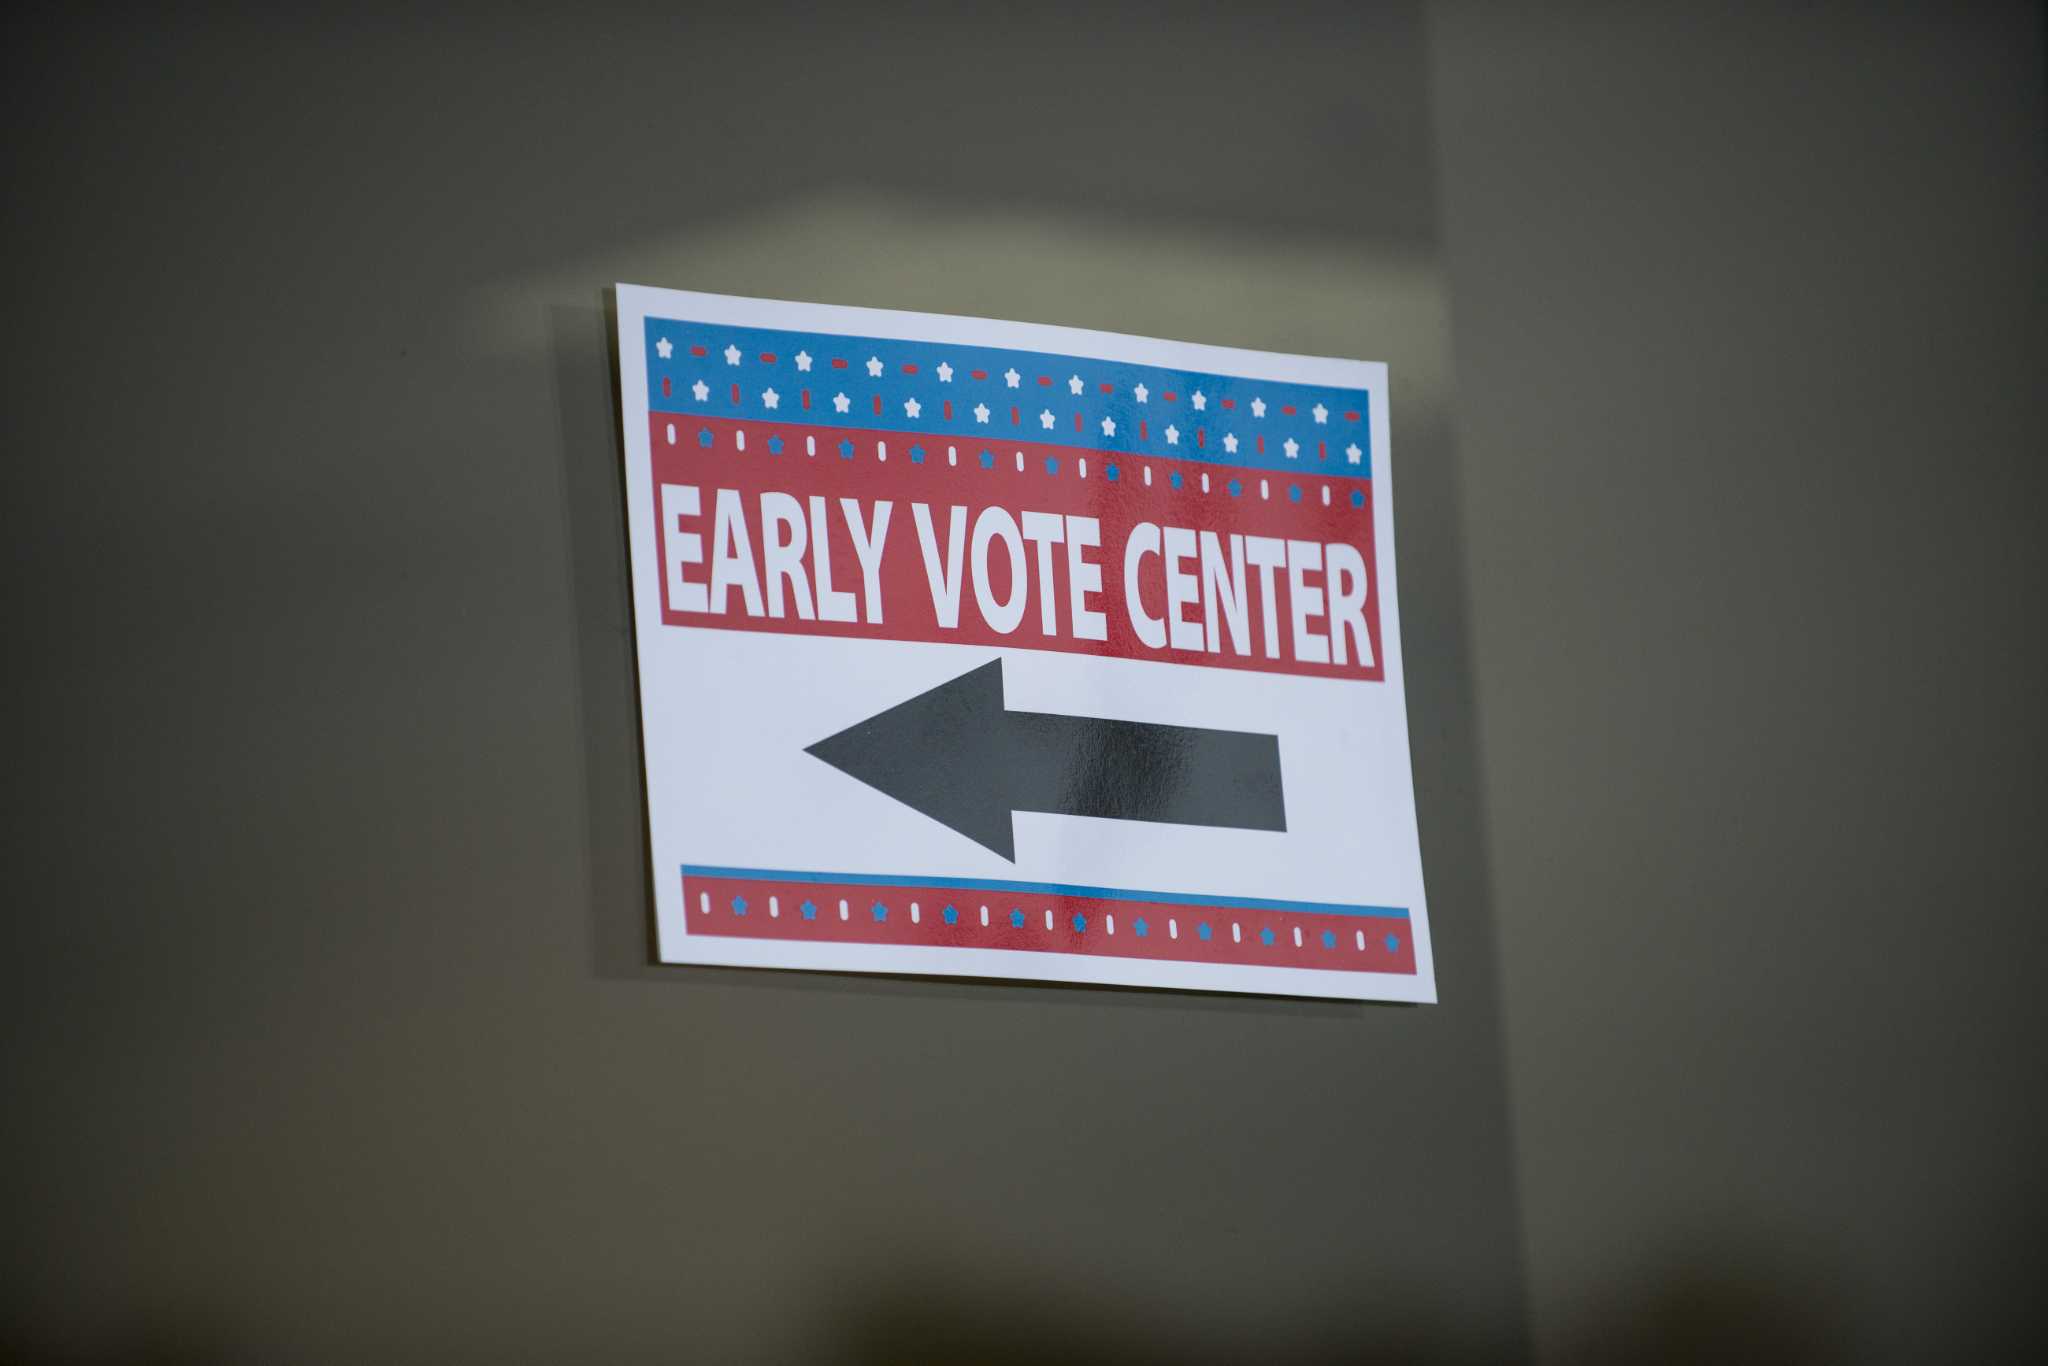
616 285 1433 1001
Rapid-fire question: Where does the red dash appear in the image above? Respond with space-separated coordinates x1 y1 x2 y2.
690 345 707 357
1282 404 1297 416
943 400 953 420
1197 429 1205 449
1221 398 1235 410
760 352 776 364
1038 376 1053 387
1140 420 1148 441
971 369 988 381
1100 383 1114 394
1162 390 1177 402
1344 410 1361 422
801 390 811 410
873 395 883 416
1074 413 1083 433
831 358 849 369
730 383 740 405
902 363 918 374
1011 407 1020 425
661 377 671 397
1257 435 1265 455
1319 441 1328 460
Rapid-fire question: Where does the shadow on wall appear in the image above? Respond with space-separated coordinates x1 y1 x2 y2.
817 1260 1491 1366
814 1248 1844 1366
76 1244 1843 1366
1546 1245 1848 1366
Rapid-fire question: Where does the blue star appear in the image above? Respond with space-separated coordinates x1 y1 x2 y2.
1384 933 1401 952
1352 489 1366 508
979 449 995 469
731 896 748 917
1259 927 1276 946
1105 463 1119 481
1009 909 1025 929
1289 484 1302 502
872 902 888 923
1228 479 1243 497
910 445 926 463
942 904 959 925
839 439 855 459
1071 912 1087 934
800 900 817 921
1133 918 1149 937
1170 471 1184 490
766 435 784 455
1321 930 1337 949
697 428 714 448
1045 456 1060 474
1198 921 1213 941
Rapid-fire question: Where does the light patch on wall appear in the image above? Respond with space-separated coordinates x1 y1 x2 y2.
472 191 1450 423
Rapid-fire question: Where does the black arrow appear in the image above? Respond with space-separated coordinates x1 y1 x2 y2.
804 658 1286 861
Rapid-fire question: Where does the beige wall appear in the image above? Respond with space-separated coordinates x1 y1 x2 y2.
5 4 2043 1361
1431 6 2048 1360
3 6 1524 1363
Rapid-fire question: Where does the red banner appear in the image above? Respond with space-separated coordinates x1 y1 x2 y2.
649 415 1382 682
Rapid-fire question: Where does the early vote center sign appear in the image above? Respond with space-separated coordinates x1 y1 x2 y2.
616 285 1435 1001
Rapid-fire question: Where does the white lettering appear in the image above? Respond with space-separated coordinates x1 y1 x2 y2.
1021 511 1066 636
840 498 892 624
971 506 1028 635
809 495 856 623
1163 525 1202 652
913 503 967 628
1125 522 1166 650
1244 535 1286 659
661 483 707 614
1199 531 1249 655
1325 541 1373 667
759 492 813 620
1286 539 1329 665
1066 515 1106 642
709 488 764 616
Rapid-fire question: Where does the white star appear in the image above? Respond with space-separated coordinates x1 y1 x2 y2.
1003 368 1020 388
723 344 741 365
972 402 990 423
690 379 709 402
865 356 884 378
1345 443 1363 464
1191 390 1208 411
832 392 851 414
1312 403 1329 424
904 397 922 418
1222 433 1239 453
936 362 954 383
1165 425 1180 445
1101 416 1117 437
1134 383 1149 404
1283 437 1300 459
1039 409 1056 430
655 337 673 359
1067 375 1083 396
761 387 780 410
794 350 813 372
1250 397 1266 418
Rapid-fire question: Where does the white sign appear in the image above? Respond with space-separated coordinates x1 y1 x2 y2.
616 284 1433 1001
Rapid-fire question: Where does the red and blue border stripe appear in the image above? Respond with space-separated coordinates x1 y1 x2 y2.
681 865 1415 975
645 317 1370 480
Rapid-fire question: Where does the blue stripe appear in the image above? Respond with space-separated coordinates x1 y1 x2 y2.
681 864 1407 920
645 317 1372 480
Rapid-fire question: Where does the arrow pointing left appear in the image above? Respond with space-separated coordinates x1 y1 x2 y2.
804 658 1287 861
